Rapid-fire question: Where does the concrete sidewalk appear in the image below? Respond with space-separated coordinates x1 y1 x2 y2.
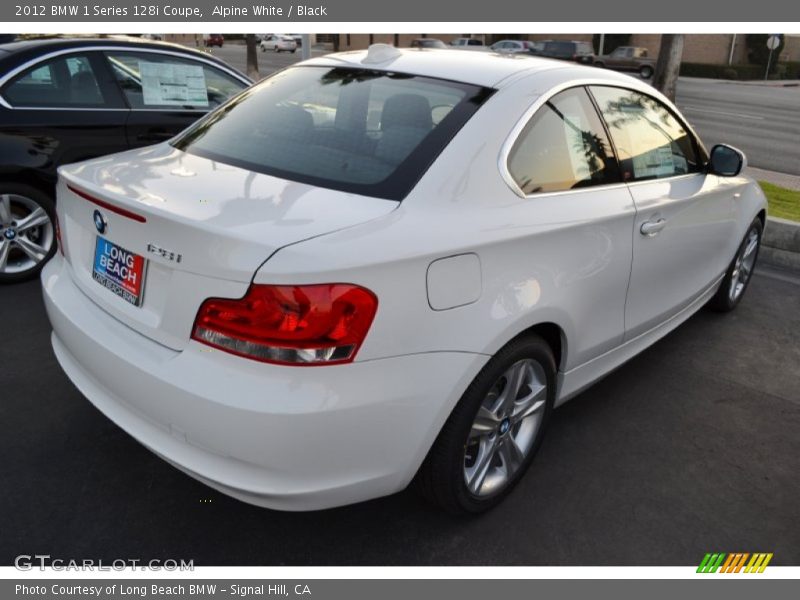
745 166 800 191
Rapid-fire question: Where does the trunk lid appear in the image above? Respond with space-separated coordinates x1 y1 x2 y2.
57 143 397 350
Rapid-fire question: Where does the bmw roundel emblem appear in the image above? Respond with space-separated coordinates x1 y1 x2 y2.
93 210 107 234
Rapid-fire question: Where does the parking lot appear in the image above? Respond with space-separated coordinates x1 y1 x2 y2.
1 264 798 565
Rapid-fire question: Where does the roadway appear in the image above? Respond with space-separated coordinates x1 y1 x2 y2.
674 79 800 176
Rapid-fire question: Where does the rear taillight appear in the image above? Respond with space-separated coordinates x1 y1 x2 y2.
191 284 378 366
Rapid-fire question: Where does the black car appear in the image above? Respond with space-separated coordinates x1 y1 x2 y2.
536 40 596 64
0 36 251 282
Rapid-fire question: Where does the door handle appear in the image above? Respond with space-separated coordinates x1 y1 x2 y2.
640 218 667 236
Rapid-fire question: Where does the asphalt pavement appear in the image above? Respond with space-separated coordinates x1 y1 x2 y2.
1 264 798 566
674 78 800 176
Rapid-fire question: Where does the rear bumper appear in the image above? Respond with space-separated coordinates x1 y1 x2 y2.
42 256 488 511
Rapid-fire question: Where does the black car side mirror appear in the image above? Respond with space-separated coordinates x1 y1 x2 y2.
708 144 746 177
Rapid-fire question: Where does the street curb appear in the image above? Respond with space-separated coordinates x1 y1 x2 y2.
762 217 800 271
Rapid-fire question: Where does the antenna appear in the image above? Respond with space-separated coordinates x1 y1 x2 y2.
362 44 402 65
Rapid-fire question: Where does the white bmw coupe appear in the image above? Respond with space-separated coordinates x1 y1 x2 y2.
43 45 766 513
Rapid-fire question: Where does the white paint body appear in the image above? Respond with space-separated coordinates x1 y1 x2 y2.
42 49 766 510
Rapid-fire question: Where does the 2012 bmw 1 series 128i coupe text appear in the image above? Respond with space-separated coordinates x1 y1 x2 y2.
42 45 766 513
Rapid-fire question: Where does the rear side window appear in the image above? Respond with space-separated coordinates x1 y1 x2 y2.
105 51 246 110
3 53 106 107
172 66 492 201
590 86 703 181
507 87 621 195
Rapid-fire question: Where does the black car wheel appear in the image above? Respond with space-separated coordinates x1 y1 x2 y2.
416 334 556 514
0 184 57 283
640 65 654 78
708 217 762 312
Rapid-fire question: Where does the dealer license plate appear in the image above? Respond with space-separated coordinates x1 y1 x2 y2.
92 237 147 306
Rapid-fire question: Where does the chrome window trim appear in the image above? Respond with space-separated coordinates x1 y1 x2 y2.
497 78 709 199
0 45 250 110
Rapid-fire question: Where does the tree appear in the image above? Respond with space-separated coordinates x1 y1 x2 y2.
245 34 259 80
652 34 684 102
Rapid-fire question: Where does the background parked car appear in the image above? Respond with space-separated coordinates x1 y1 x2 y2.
204 34 224 48
450 38 484 48
0 36 251 282
410 38 448 49
537 40 595 64
490 40 537 54
594 46 656 78
260 35 298 53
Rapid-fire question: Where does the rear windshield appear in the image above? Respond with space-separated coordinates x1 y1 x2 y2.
172 66 492 200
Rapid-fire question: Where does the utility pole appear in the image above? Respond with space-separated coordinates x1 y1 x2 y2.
245 34 259 80
652 34 684 102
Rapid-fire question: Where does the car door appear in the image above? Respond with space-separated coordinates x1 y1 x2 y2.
102 49 248 148
502 86 634 363
589 85 741 340
606 47 626 68
0 50 128 187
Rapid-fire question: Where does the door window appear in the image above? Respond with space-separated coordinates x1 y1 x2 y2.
590 86 703 181
105 51 246 110
3 53 105 107
507 86 621 195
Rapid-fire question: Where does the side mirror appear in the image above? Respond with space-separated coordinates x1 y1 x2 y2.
708 144 746 177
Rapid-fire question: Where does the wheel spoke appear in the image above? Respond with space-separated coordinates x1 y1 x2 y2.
13 236 47 263
0 239 10 272
0 195 11 224
470 406 501 437
497 361 528 414
466 438 496 494
497 437 524 476
16 207 50 233
743 235 758 260
511 385 546 424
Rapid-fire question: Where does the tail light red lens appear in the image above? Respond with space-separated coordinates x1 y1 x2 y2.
191 284 378 366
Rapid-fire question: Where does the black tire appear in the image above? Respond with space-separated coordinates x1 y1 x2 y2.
594 61 605 68
0 184 57 284
707 217 763 312
416 334 557 514
640 65 654 78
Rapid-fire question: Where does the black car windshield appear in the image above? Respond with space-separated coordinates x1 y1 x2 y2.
172 66 492 201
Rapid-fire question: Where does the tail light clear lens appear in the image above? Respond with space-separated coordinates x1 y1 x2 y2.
191 284 378 366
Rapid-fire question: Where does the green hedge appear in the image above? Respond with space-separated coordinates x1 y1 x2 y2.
680 62 764 80
680 61 800 80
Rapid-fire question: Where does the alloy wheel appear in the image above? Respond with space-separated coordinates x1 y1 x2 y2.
728 227 759 302
463 358 548 497
0 193 54 275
